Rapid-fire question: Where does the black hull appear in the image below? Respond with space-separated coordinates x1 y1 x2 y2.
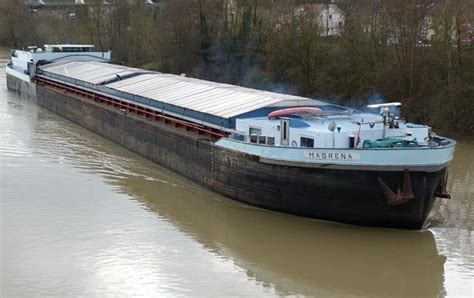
213 154 443 229
8 74 446 229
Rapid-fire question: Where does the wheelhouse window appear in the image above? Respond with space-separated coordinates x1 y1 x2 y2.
266 136 275 145
300 137 314 148
49 46 92 53
249 127 262 136
249 127 262 143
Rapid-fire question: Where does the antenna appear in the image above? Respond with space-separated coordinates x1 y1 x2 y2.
367 102 401 117
367 102 402 137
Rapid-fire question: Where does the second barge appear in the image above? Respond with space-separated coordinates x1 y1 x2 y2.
6 45 456 229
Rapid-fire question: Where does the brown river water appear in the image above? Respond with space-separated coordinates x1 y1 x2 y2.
0 61 472 297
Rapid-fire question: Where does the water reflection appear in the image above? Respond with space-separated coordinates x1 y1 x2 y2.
1 63 473 297
122 175 447 297
429 142 474 230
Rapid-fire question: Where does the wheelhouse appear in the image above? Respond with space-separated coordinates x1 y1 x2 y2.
234 103 434 149
44 44 94 53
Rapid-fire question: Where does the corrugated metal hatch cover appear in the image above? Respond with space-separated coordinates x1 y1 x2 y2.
40 61 325 119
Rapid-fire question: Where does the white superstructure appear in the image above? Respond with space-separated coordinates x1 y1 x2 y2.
234 107 430 149
8 44 111 79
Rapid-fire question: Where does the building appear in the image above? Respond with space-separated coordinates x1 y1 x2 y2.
296 3 345 37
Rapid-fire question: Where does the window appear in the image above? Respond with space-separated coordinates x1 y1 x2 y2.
266 136 275 145
300 137 315 148
249 127 261 143
280 119 290 146
250 135 258 143
249 127 262 136
232 133 245 141
258 136 266 144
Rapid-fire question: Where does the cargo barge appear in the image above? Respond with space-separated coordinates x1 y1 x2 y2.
6 45 456 229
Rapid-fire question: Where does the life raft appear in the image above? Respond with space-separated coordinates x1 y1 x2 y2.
268 107 323 119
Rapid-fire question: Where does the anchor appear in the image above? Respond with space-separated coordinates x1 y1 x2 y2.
377 169 415 206
434 170 451 199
